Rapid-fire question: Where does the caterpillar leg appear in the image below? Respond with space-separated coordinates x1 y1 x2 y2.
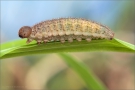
76 37 82 41
86 38 91 42
110 38 113 40
68 38 73 42
36 39 42 45
43 39 48 44
37 42 41 45
60 38 65 43
26 38 33 44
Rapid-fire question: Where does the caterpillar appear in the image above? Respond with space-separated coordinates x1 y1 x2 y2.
18 18 114 44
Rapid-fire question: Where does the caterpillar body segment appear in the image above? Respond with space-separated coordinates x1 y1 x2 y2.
18 18 114 44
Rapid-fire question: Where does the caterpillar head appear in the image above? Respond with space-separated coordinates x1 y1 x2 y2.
18 26 32 38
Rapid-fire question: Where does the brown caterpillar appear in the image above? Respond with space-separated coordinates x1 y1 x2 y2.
18 18 114 44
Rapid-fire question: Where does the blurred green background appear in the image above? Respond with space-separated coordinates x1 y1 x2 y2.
0 1 135 90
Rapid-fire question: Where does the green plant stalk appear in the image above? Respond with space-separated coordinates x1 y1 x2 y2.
0 38 135 59
59 53 107 90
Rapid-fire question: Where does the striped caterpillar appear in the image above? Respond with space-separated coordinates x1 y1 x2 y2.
18 18 114 44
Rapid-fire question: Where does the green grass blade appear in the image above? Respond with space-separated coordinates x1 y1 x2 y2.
59 53 107 90
0 38 135 59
